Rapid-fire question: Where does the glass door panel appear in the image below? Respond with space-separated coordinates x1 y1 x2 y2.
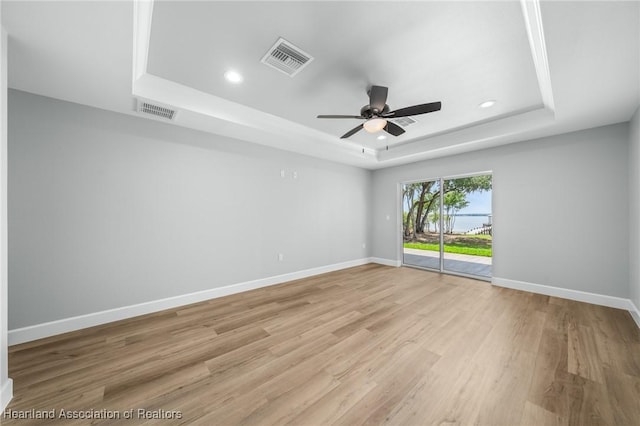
442 176 492 278
402 180 441 270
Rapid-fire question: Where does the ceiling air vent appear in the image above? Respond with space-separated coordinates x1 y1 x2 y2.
389 116 417 128
137 100 177 121
261 37 314 77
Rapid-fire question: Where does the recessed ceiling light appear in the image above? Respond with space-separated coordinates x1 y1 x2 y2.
479 100 496 108
224 70 243 84
377 135 387 140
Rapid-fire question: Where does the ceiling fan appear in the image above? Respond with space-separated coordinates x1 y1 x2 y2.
317 85 442 139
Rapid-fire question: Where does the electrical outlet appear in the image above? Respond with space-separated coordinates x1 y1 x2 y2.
278 253 284 261
280 169 285 178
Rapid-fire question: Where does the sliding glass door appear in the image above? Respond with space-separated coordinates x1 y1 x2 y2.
402 174 492 280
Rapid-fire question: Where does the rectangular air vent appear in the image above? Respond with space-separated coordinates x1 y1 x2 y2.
389 116 417 128
137 100 177 120
261 37 314 77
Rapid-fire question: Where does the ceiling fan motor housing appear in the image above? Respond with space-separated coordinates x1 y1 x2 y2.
360 104 390 118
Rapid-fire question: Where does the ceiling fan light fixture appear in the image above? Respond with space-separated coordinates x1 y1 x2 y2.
363 117 387 133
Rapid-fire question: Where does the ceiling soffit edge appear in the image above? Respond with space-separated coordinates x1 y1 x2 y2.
520 0 555 112
132 0 153 90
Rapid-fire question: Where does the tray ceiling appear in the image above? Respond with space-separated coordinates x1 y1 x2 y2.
3 1 639 168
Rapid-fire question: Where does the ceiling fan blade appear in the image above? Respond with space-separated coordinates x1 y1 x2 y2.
317 115 364 119
341 124 364 139
384 101 441 118
368 85 388 112
384 121 405 137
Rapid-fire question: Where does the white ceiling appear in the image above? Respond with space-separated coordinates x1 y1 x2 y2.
2 1 639 169
147 1 542 150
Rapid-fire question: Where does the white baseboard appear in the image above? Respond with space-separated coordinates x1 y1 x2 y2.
492 277 638 325
629 300 640 329
9 258 372 346
1 378 12 413
370 257 402 267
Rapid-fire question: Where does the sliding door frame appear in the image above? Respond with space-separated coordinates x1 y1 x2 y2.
398 170 493 282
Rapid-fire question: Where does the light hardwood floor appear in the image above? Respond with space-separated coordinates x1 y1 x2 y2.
4 265 640 425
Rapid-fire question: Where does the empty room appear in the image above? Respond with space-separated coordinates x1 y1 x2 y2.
1 0 639 425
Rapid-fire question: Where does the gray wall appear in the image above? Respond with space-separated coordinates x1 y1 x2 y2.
630 106 640 310
8 90 372 329
7 88 636 333
372 124 630 298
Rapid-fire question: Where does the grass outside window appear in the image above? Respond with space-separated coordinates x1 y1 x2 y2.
404 241 492 257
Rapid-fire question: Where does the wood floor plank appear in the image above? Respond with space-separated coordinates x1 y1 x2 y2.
602 368 640 426
520 401 564 426
527 327 567 416
285 370 378 425
568 323 606 384
4 265 639 425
